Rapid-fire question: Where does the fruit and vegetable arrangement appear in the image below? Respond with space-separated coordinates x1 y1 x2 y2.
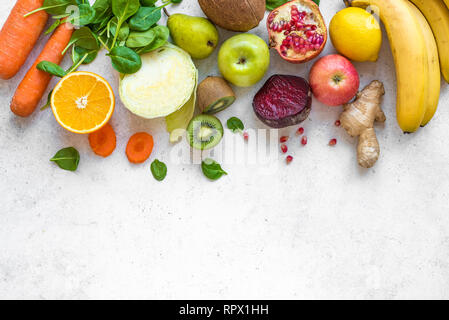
0 0 448 180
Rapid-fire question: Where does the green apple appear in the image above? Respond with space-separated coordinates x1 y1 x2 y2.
218 34 270 87
168 14 219 60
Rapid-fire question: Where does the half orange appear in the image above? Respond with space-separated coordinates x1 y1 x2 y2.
51 71 115 134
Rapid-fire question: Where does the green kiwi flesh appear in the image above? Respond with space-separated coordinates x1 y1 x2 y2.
203 96 236 114
187 115 224 150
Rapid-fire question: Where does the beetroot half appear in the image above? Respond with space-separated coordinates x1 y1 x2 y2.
253 75 312 128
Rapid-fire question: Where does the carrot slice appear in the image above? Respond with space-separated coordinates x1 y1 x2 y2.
126 133 154 164
88 123 116 158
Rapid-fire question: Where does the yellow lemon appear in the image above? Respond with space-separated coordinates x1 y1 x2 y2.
330 7 382 62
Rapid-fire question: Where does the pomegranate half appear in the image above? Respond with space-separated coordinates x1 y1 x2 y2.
267 0 327 63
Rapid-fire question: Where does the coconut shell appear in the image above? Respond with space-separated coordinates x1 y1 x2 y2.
198 77 236 113
198 0 265 32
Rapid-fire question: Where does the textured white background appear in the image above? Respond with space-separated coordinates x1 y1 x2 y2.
1 0 449 299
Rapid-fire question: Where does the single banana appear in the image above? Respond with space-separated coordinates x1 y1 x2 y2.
347 0 428 133
409 0 449 83
408 2 441 126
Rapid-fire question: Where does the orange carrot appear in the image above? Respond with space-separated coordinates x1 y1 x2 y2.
11 22 73 117
126 133 154 164
0 0 48 80
89 123 117 158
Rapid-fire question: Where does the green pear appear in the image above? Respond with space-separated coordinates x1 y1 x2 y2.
167 14 219 60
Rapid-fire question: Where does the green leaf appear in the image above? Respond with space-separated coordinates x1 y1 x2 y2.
24 0 77 17
107 46 142 74
136 25 169 54
40 90 53 111
150 159 168 181
36 61 67 78
91 0 113 24
75 3 96 26
50 147 80 172
129 6 161 32
266 0 319 10
226 117 244 133
72 46 98 65
126 29 155 48
201 159 227 181
111 0 140 47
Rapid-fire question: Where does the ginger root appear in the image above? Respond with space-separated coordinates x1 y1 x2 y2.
340 80 386 168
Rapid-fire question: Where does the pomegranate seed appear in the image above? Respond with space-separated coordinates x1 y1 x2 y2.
296 127 304 135
329 138 337 146
286 155 293 164
281 144 288 153
335 120 341 127
243 132 249 141
280 136 289 143
301 136 308 146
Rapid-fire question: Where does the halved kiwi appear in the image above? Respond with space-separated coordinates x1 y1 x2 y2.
187 114 224 150
198 77 236 114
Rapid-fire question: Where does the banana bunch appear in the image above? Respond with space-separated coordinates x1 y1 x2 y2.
348 0 449 132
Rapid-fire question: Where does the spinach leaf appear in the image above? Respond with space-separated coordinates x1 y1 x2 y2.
72 46 98 65
129 6 161 32
45 19 62 35
108 17 130 41
91 0 113 24
111 0 140 47
107 46 142 74
151 159 168 181
140 0 157 6
24 0 78 17
50 147 80 172
201 159 227 181
226 117 244 133
40 90 53 111
266 0 319 10
37 61 67 78
136 25 169 54
75 3 96 26
126 29 155 48
63 27 99 55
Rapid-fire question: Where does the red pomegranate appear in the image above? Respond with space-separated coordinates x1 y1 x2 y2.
267 0 327 64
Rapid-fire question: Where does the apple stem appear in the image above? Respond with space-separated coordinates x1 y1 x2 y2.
163 7 170 17
343 0 352 7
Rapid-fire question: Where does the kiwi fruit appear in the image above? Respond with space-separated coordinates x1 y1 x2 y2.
198 0 265 32
187 114 224 150
198 77 236 114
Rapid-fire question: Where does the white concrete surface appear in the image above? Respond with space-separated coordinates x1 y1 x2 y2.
1 0 449 300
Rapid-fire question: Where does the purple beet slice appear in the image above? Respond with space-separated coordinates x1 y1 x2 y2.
253 75 312 128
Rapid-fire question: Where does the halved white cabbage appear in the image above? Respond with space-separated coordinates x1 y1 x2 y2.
119 44 197 119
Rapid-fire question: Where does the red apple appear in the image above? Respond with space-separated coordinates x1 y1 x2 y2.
309 54 360 106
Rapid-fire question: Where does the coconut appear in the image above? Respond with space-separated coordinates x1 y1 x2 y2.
198 0 265 32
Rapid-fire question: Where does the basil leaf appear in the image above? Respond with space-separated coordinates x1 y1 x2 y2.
151 159 167 181
107 46 142 74
50 147 80 172
37 61 67 78
226 117 244 133
129 6 161 32
201 159 227 181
